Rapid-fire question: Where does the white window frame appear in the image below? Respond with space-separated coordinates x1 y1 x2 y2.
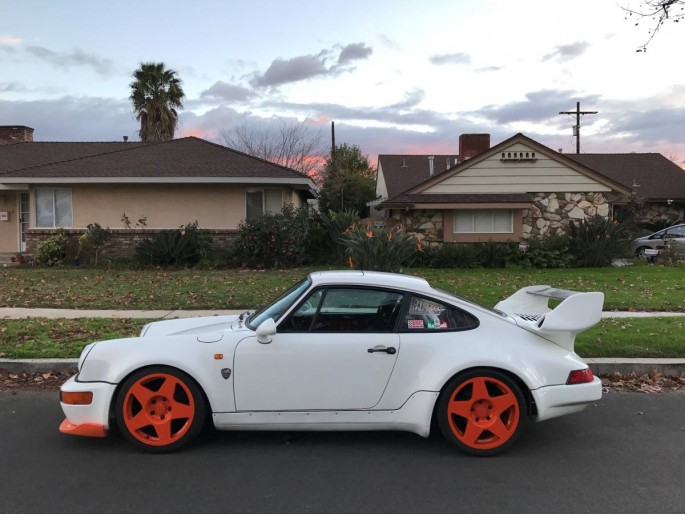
245 188 284 221
453 209 513 234
35 188 73 228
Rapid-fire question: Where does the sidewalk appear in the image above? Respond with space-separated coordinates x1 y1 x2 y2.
1 308 684 377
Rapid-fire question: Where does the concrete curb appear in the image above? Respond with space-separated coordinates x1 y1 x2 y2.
2 358 684 377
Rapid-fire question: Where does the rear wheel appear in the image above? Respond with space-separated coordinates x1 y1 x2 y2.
116 366 206 452
635 246 651 258
438 369 526 456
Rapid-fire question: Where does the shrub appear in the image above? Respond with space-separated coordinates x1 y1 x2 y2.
136 230 199 267
77 223 110 266
233 205 314 268
432 243 483 268
36 230 68 266
478 241 513 268
319 209 360 264
513 234 574 269
341 224 417 272
568 215 631 267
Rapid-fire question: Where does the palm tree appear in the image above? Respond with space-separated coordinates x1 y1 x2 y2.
129 62 185 142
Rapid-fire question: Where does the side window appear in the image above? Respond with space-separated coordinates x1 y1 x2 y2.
309 288 404 333
278 289 324 333
402 296 479 332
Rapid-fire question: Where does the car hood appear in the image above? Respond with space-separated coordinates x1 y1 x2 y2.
140 315 249 337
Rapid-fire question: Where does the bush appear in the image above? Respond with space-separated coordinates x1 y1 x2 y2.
513 234 574 269
233 205 314 268
341 224 417 272
319 209 360 264
478 241 513 268
433 243 483 268
36 230 69 266
568 215 631 267
77 223 110 266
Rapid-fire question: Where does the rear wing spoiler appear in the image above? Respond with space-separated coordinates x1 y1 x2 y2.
494 285 604 351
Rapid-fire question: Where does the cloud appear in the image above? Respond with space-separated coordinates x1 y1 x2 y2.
200 81 255 102
0 82 26 92
379 35 402 51
337 43 373 64
473 90 601 125
390 89 425 110
250 43 373 88
475 65 503 72
25 46 114 76
429 53 471 66
0 96 138 141
0 35 22 45
542 41 590 62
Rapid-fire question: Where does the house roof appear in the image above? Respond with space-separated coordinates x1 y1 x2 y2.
565 153 685 201
378 133 685 209
0 137 314 188
378 154 458 199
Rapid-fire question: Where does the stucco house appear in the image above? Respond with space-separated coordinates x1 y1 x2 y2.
374 133 685 244
0 125 315 260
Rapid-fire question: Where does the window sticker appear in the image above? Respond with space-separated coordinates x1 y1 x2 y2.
408 319 424 329
427 320 448 330
409 297 445 316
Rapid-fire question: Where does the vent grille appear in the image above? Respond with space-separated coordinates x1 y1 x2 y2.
516 313 541 322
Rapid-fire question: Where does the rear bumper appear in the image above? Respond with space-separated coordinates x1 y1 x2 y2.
532 376 602 421
59 375 117 437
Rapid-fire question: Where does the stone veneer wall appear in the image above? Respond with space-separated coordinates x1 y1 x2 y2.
24 229 238 262
522 192 619 239
401 210 443 243
639 203 683 224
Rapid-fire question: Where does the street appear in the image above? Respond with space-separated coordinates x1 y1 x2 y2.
1 390 684 513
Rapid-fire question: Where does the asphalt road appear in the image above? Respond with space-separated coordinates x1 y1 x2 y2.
1 391 684 513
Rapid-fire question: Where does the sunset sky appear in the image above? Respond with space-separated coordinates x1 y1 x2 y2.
1 0 684 164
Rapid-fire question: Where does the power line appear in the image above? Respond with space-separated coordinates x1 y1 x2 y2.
559 101 598 154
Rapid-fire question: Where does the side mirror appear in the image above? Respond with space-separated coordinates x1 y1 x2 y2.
255 318 277 344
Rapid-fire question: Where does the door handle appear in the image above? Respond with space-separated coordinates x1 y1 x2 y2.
367 346 397 355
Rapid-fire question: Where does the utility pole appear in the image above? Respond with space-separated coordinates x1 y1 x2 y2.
331 121 336 158
559 102 598 154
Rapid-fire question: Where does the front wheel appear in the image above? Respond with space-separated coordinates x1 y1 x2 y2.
115 366 206 452
437 369 526 456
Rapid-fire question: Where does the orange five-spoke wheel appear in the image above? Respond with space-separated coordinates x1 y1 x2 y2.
116 366 206 452
438 370 526 456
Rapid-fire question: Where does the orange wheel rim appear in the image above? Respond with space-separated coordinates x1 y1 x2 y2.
446 376 520 450
122 373 195 447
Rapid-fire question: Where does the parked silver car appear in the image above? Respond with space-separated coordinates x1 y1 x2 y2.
632 223 685 258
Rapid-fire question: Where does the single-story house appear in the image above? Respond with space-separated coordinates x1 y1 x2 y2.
0 125 315 260
374 133 685 244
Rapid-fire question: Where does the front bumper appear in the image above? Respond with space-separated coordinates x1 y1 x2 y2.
532 376 602 421
59 375 117 437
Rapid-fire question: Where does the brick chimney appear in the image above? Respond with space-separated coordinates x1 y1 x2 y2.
0 125 34 145
458 134 490 163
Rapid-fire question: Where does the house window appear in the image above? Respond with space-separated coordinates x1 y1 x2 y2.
454 209 512 233
246 189 283 221
35 188 72 228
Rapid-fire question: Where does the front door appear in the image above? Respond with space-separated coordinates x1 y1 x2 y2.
234 287 404 411
18 192 29 252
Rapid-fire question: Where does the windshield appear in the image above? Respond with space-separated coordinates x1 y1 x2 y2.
247 278 311 329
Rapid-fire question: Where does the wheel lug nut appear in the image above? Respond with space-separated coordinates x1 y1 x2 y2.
150 411 155 415
160 415 165 420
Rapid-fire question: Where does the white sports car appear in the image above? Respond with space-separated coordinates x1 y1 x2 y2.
60 270 603 455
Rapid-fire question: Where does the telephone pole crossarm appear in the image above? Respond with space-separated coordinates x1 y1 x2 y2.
559 101 598 154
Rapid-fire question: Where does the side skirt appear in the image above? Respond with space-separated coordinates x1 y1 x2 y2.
212 391 439 438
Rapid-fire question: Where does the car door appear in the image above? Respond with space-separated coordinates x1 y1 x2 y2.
233 287 403 411
663 225 685 257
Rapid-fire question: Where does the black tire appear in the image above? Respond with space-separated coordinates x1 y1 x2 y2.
437 369 526 456
115 366 206 453
635 246 650 258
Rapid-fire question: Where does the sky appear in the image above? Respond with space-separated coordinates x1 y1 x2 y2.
1 0 684 165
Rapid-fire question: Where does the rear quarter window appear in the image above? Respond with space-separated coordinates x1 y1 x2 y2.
400 295 479 332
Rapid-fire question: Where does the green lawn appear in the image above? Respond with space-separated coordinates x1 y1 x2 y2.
1 316 682 359
1 264 683 311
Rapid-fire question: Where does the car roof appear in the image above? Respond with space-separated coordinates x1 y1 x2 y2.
308 270 433 293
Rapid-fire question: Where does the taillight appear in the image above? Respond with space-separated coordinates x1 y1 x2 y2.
566 368 594 385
